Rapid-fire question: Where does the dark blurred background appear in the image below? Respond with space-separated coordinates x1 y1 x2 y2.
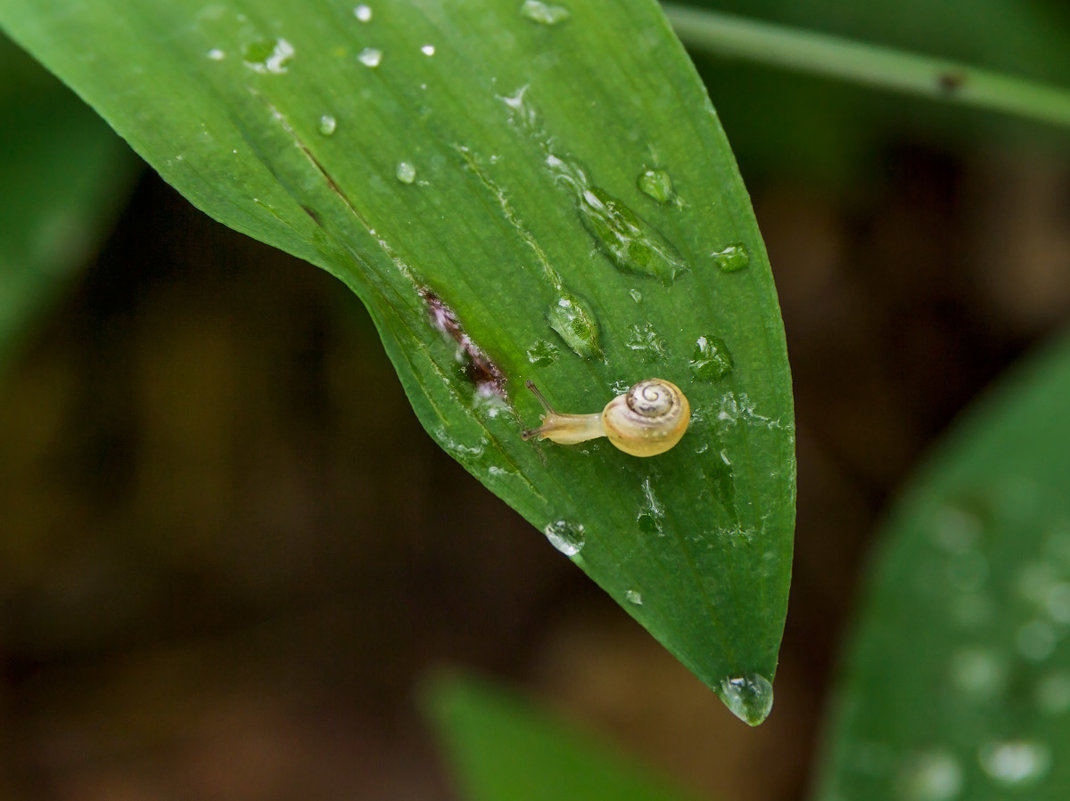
3 2 1070 799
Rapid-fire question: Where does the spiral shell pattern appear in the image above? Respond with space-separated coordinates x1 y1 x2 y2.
602 378 690 457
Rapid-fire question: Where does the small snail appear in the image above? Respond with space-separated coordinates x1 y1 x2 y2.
521 378 690 457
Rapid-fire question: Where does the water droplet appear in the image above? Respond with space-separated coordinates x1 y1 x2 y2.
896 750 963 801
576 186 689 284
421 44 436 56
978 740 1050 786
242 38 295 74
949 648 1006 699
637 167 674 204
628 288 642 303
354 4 372 21
636 477 664 534
520 0 570 25
1035 671 1070 714
690 334 733 380
543 520 585 556
206 48 226 61
625 589 643 605
526 340 560 366
395 161 417 184
1017 619 1056 661
547 292 602 360
358 47 382 67
720 673 774 726
711 243 750 272
318 114 337 135
625 322 665 361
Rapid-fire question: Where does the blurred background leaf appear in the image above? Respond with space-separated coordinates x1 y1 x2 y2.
813 331 1070 800
677 0 1070 186
424 671 707 801
0 31 138 371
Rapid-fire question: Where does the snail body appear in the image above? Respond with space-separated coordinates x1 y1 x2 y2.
521 378 690 457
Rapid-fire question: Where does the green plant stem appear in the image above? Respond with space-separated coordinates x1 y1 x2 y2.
664 3 1070 131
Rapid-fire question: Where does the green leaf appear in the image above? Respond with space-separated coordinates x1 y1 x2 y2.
813 332 1070 800
0 0 795 721
423 672 707 801
0 31 137 371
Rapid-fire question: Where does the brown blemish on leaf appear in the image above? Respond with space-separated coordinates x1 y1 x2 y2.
419 289 506 399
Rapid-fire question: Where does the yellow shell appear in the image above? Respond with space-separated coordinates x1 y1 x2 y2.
521 378 690 457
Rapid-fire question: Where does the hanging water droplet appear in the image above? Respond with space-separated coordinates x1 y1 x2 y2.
624 589 643 605
242 38 295 74
543 520 585 556
711 243 750 272
421 44 436 56
395 161 416 184
720 672 774 726
547 292 602 360
1035 671 1070 715
628 288 642 303
637 167 675 204
978 740 1051 786
318 114 337 135
525 340 560 366
206 48 226 61
354 4 372 22
577 186 689 284
358 47 382 67
690 334 733 380
520 0 571 25
896 750 963 801
625 322 665 361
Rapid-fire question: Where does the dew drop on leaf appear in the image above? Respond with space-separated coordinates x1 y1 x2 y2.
358 47 382 67
395 161 417 184
520 0 571 25
711 243 750 272
637 167 674 204
547 292 602 360
318 114 337 135
242 38 294 74
525 340 560 366
543 520 585 556
690 334 733 380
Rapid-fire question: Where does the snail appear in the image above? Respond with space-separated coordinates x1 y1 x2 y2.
521 378 690 457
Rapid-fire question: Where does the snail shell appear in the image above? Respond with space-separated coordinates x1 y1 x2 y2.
521 378 690 457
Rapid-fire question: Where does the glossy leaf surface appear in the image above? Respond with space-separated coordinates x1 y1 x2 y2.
0 0 794 721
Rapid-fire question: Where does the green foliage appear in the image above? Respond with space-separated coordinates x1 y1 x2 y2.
813 333 1070 799
0 32 136 370
0 0 795 721
424 672 705 801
